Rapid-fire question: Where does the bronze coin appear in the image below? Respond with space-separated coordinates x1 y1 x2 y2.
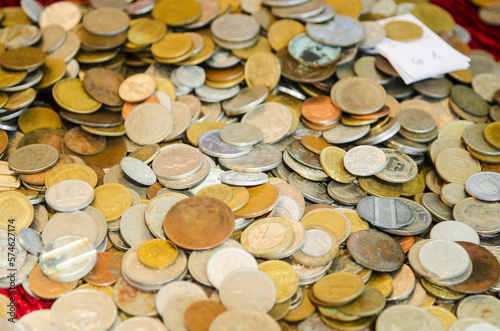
59 109 124 128
62 136 127 169
350 106 390 120
147 183 163 199
347 229 405 272
375 55 399 77
450 241 500 294
122 94 159 120
494 89 500 104
0 129 8 155
75 25 127 50
184 300 227 331
301 96 342 125
482 162 500 173
28 265 77 300
205 63 244 82
83 67 125 107
391 235 416 254
83 252 122 286
64 126 107 156
301 116 340 131
233 183 279 219
276 48 336 83
164 196 235 250
301 136 332 154
19 154 74 186
17 127 67 153
86 163 105 187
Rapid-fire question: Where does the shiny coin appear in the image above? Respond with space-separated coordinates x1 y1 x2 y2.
220 171 268 186
206 247 258 289
419 239 471 279
18 228 42 255
465 172 500 202
357 196 414 229
53 78 102 114
45 179 94 212
120 157 156 186
138 239 178 269
211 14 259 42
430 221 480 244
39 2 81 31
344 145 386 176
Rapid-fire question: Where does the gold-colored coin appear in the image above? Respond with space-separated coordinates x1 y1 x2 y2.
152 0 201 26
325 0 361 18
358 176 403 197
76 49 118 64
0 191 34 232
467 146 500 163
177 35 215 66
258 260 299 304
265 93 302 135
267 177 287 184
234 183 279 218
76 283 114 299
385 21 424 42
448 69 472 84
268 300 291 321
411 3 455 34
401 174 426 197
284 288 316 322
152 33 194 59
227 185 250 212
245 51 281 91
419 277 465 301
186 121 227 146
35 59 66 89
422 306 458 330
205 75 244 89
81 124 126 137
15 189 38 199
313 272 364 306
53 78 102 114
1 7 32 27
342 116 378 126
420 294 436 307
232 36 271 60
241 217 294 256
0 67 27 89
301 136 332 154
45 163 98 188
336 208 369 233
484 122 500 150
319 146 356 184
321 314 375 330
268 19 305 51
301 208 349 242
18 107 62 134
137 239 179 269
127 18 167 46
0 47 45 71
90 183 133 221
366 272 393 298
196 183 234 204
154 76 176 102
4 88 36 111
471 0 500 5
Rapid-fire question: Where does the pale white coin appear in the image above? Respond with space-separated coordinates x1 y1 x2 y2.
209 309 281 331
430 221 480 244
418 239 471 279
45 179 94 212
120 157 156 186
162 296 207 331
300 229 333 257
449 318 488 331
465 324 500 331
274 195 301 221
41 211 99 246
176 66 206 88
51 290 117 331
241 102 293 144
195 84 240 102
206 247 258 289
145 193 188 239
125 103 173 145
219 268 277 313
344 145 387 176
456 295 500 328
220 170 268 186
376 305 444 331
119 204 155 247
163 101 192 141
155 91 172 112
155 281 208 316
18 309 52 328
114 317 167 331
39 2 81 31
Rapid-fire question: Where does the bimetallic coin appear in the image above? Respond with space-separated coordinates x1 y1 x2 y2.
343 145 386 176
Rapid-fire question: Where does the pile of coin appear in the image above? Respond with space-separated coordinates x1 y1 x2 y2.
2 0 500 330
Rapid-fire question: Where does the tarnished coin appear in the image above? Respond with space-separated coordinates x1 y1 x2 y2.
333 77 387 115
288 172 333 204
45 179 94 212
465 171 500 202
83 67 124 107
397 108 437 134
8 144 59 174
219 123 263 147
454 197 500 234
219 143 282 173
64 127 106 156
125 103 173 145
327 181 366 205
199 130 252 158
422 192 454 222
306 15 364 47
344 146 386 176
222 86 269 116
288 33 340 67
436 148 481 185
152 144 203 179
357 196 414 229
376 305 444 331
119 204 154 247
323 124 370 144
82 7 130 36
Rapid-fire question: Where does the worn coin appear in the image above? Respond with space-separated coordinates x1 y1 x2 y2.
45 179 94 212
453 197 500 234
344 145 386 176
357 196 414 229
436 148 481 185
306 15 364 47
431 221 480 244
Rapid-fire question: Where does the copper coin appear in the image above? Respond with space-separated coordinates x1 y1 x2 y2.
86 163 105 186
391 235 416 254
494 89 500 104
234 183 279 218
62 136 127 169
83 252 122 286
64 127 107 156
301 96 341 125
28 265 78 300
17 127 67 153
450 241 500 294
122 94 159 120
347 229 405 272
276 48 336 83
205 64 244 82
19 154 74 186
375 55 399 77
482 162 500 173
59 109 124 128
301 116 340 131
301 136 332 154
184 300 227 331
164 196 235 250
0 129 8 155
147 183 163 199
350 106 390 120
83 67 125 107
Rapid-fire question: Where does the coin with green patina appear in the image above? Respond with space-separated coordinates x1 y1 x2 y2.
287 33 340 68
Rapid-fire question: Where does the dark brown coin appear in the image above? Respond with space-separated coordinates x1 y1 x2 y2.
287 140 322 170
147 183 163 199
62 136 127 169
276 48 336 83
184 300 227 331
451 85 489 117
301 96 342 125
494 89 500 104
17 128 67 153
205 64 244 82
59 109 124 128
164 196 235 250
0 129 8 155
64 127 107 156
374 55 399 77
83 252 122 286
83 67 125 107
75 25 127 50
347 229 405 272
19 154 74 186
86 163 105 187
450 241 500 294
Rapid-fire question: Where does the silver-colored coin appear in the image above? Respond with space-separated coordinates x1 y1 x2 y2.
283 150 329 181
222 85 269 115
385 77 415 99
124 103 173 145
38 2 82 31
219 123 264 147
190 167 223 195
104 165 149 199
465 172 500 202
40 235 97 282
384 134 428 156
18 228 42 255
306 15 364 46
430 221 480 244
397 108 437 134
206 247 258 289
323 124 370 144
419 239 471 279
156 281 207 316
176 65 206 88
8 144 59 174
454 197 500 234
198 129 252 158
114 317 167 331
211 14 259 42
220 170 268 186
195 84 240 102
412 77 453 98
45 179 94 212
327 181 366 206
456 295 500 328
162 296 208 330
376 305 447 331
51 289 116 331
274 195 301 221
163 101 192 141
272 0 326 19
29 204 49 233
357 196 414 229
120 157 156 186
263 0 308 6
152 144 203 180
288 172 333 204
108 230 130 251
301 228 333 257
463 124 500 157
206 48 241 68
219 143 282 173
158 158 211 190
344 145 386 176
210 309 281 331
375 148 418 183
472 73 500 103
441 182 469 207
399 126 438 143
119 204 154 247
422 192 454 222
384 198 432 236
355 117 401 145
302 4 335 23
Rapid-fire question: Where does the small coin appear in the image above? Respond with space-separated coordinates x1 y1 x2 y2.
385 20 423 41
45 179 94 212
344 145 386 176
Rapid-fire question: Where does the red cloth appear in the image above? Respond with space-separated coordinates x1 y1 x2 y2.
0 287 53 319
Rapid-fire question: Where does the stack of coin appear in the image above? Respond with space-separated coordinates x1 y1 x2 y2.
211 14 260 49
